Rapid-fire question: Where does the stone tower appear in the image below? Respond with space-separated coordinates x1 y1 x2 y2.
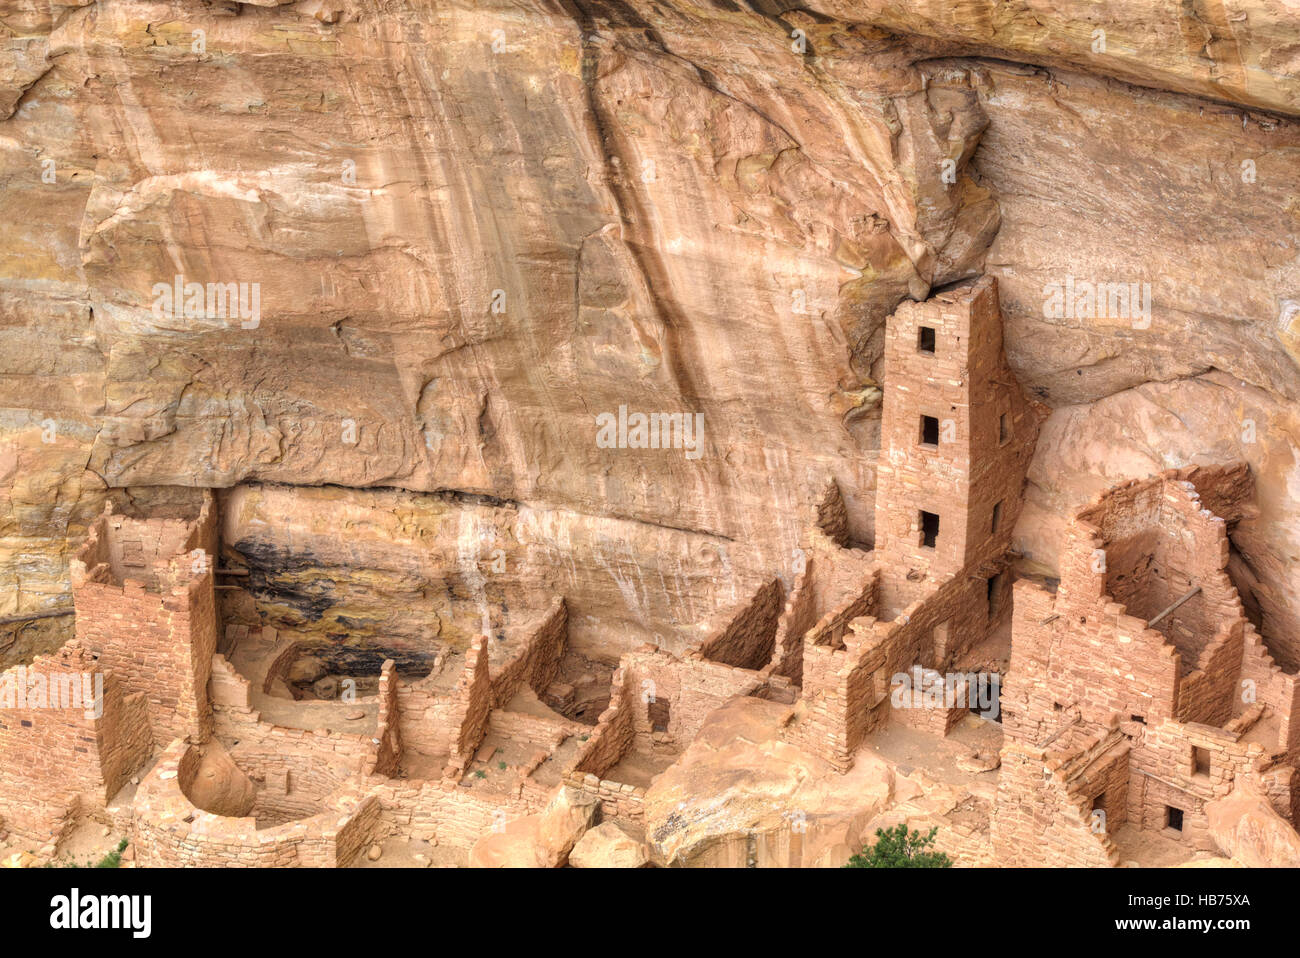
873 277 1038 624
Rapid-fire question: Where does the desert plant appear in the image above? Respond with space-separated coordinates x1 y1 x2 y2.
844 825 951 868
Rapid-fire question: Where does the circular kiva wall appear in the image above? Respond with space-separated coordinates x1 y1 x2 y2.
131 740 381 867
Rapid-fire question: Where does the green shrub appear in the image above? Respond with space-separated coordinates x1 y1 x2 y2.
843 825 951 868
95 838 129 868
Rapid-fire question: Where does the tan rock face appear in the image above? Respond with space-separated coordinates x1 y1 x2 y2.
1206 779 1300 867
807 0 1300 116
466 785 598 868
568 820 649 869
1 2 1297 706
643 697 894 867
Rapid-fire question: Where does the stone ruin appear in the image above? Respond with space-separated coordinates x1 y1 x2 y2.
1 276 1296 867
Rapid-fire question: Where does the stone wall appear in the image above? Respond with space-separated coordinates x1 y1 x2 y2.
489 596 567 708
369 659 401 778
1127 718 1270 852
796 570 993 771
70 496 219 747
624 646 766 749
992 730 1124 867
873 278 1038 618
564 664 644 820
132 740 382 867
0 643 152 844
697 578 782 670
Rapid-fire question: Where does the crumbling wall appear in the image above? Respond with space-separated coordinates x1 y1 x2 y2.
624 646 765 749
71 504 219 747
795 571 990 771
992 734 1123 867
368 660 401 778
697 579 782 670
814 478 851 547
0 644 152 843
132 741 381 867
391 637 494 775
767 557 817 684
1239 624 1300 755
211 707 371 827
489 597 567 708
1003 578 1181 741
448 637 492 777
564 665 644 821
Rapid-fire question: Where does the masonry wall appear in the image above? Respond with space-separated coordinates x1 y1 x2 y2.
489 597 567 708
71 502 219 747
697 579 783 671
795 571 991 770
1127 718 1268 851
991 734 1123 867
873 277 1038 618
624 647 766 749
212 701 373 827
369 660 401 778
0 645 152 844
1003 579 1181 742
564 665 645 821
132 741 382 867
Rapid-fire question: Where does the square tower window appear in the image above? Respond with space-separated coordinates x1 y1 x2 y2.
920 510 939 548
917 325 936 353
920 415 940 446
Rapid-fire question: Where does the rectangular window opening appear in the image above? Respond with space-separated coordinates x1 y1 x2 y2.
998 412 1011 444
1193 746 1211 777
986 573 1002 618
1166 806 1184 832
920 510 939 549
917 325 936 353
991 500 1003 534
920 415 940 446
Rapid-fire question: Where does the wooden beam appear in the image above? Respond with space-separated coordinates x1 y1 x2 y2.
1147 585 1201 628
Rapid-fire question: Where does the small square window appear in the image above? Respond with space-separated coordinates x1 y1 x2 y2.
991 500 1003 534
1166 806 1184 832
999 413 1011 444
920 415 940 446
917 326 936 353
1130 714 1146 725
920 510 939 548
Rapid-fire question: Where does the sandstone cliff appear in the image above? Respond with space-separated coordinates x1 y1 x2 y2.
1 0 1297 669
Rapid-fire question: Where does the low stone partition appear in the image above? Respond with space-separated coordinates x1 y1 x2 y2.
132 740 382 867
